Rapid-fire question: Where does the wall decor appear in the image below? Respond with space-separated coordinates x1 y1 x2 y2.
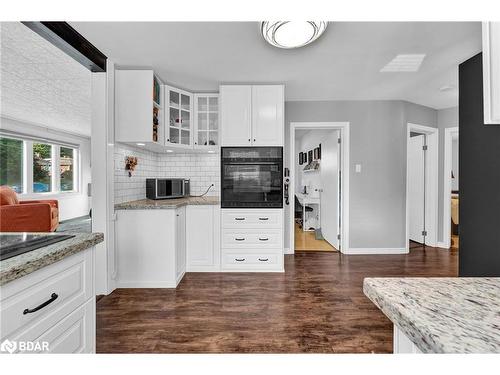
314 147 319 160
318 143 322 159
125 156 138 177
308 150 313 162
299 152 303 165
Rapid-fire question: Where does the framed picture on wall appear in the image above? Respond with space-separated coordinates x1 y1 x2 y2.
308 150 313 162
314 147 319 160
299 152 303 165
318 144 322 159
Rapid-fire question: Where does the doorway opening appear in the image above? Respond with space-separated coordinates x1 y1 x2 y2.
443 127 459 250
406 123 439 251
289 122 350 254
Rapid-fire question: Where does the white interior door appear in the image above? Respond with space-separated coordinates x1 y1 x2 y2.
409 135 425 243
320 130 339 248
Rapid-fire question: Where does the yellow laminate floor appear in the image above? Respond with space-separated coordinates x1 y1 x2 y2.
294 223 337 252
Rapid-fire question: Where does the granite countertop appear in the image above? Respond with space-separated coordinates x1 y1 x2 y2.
0 232 104 286
363 277 500 353
114 196 220 210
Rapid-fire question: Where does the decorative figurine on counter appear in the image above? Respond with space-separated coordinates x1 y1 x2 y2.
125 156 138 177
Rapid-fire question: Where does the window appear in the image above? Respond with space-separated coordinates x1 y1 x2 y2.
60 147 74 191
0 135 78 195
0 137 24 193
33 143 52 193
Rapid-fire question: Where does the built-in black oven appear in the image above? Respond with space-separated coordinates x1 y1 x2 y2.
221 147 283 208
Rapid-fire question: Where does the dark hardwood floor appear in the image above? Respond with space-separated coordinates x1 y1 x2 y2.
96 246 458 353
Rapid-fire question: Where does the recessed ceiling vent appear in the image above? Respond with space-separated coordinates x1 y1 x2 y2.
380 54 426 72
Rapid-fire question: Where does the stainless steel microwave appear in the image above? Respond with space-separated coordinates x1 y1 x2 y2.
146 178 190 200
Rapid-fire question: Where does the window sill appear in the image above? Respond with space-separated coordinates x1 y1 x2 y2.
19 191 83 200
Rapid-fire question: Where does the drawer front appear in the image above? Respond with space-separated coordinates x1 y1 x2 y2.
1 250 93 341
222 252 280 267
222 209 282 228
11 298 95 353
222 229 282 248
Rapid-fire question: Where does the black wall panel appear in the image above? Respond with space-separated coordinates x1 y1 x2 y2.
459 53 500 276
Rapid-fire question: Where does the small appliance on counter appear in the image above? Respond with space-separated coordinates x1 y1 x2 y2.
146 178 190 200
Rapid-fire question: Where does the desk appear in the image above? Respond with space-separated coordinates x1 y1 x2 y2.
296 193 320 232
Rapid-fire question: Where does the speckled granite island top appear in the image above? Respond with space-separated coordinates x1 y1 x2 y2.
363 277 500 353
114 196 220 210
0 232 104 286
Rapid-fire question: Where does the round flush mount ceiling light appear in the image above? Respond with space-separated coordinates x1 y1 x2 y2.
261 21 328 49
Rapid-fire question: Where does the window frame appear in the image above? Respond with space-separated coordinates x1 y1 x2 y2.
0 134 80 197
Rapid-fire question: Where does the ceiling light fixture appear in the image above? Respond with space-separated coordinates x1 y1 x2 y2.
261 21 328 49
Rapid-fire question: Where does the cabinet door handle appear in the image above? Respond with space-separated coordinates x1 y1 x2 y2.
253 139 256 142
259 238 269 241
235 258 245 262
258 217 269 221
235 238 245 241
235 217 246 221
258 258 269 262
248 138 251 142
23 293 58 315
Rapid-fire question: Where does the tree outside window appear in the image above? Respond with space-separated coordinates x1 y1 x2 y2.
0 137 24 193
60 147 74 191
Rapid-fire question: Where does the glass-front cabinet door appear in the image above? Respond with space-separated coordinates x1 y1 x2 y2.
194 93 219 149
166 86 193 148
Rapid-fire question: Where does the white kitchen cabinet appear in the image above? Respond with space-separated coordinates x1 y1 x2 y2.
0 247 96 353
220 85 284 146
251 85 284 146
220 85 252 146
483 22 500 125
194 93 219 149
186 205 221 271
175 206 186 284
115 70 164 148
166 85 194 148
221 208 284 272
115 209 185 288
393 325 423 354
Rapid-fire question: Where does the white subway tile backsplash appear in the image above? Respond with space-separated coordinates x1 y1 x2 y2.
114 144 220 204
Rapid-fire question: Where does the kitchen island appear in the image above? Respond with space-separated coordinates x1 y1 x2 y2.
363 277 500 353
1 232 103 353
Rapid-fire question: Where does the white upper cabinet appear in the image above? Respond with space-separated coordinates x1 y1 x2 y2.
166 85 193 148
483 22 500 125
252 85 284 146
220 85 284 146
220 85 252 146
194 93 219 149
115 70 164 146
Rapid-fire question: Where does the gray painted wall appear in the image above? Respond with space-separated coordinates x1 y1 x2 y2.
285 100 437 250
437 106 459 242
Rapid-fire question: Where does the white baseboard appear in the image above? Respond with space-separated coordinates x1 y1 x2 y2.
284 247 293 254
436 242 450 249
344 247 408 255
116 281 176 288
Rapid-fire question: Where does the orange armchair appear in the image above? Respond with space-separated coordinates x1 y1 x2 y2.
0 186 59 232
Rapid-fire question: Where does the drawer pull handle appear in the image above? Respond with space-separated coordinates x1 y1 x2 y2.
259 238 269 241
258 258 269 262
259 217 269 221
235 217 246 221
235 238 245 241
23 293 58 315
235 258 245 262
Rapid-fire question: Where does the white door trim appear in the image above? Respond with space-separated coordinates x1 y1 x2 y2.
289 122 350 254
406 123 439 250
443 127 459 249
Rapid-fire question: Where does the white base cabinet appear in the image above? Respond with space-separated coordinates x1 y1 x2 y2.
393 325 423 354
221 208 284 272
186 205 221 272
0 248 96 353
115 208 186 288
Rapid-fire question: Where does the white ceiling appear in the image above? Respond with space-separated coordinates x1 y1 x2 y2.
1 22 91 136
72 21 481 109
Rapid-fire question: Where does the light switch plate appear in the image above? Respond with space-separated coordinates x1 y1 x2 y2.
355 164 362 173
